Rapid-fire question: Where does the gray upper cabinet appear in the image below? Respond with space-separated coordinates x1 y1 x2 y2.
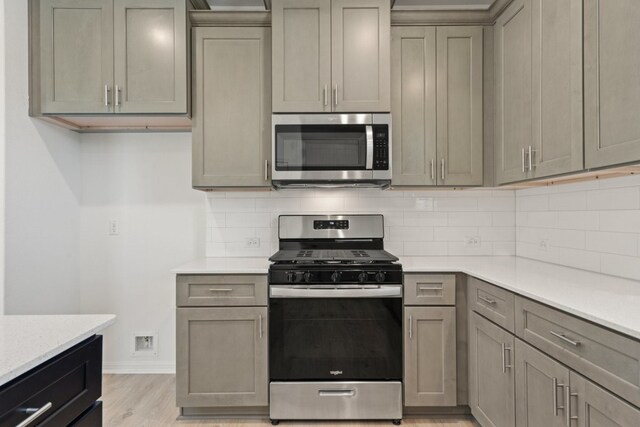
271 0 331 112
192 27 271 188
494 0 533 184
113 0 187 113
469 312 516 427
436 26 483 186
391 26 437 186
515 339 569 427
584 0 640 169
176 307 268 407
404 306 457 407
39 0 114 114
35 0 187 116
391 26 483 187
272 0 390 113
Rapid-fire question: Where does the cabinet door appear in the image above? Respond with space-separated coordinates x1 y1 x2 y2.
331 0 390 112
584 0 640 169
469 312 516 427
436 26 483 186
530 0 583 178
390 26 437 186
176 307 268 407
405 306 457 406
113 0 187 114
272 0 331 113
39 0 114 114
571 372 640 427
515 339 569 427
494 0 532 184
192 27 271 188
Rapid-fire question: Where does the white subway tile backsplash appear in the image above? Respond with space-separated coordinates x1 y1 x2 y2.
516 175 640 281
206 189 514 258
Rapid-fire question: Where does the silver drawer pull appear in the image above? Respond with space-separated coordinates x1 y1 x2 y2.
418 285 442 291
550 330 581 347
208 288 233 292
565 385 579 426
501 343 512 373
16 402 52 427
478 295 497 305
552 378 565 416
318 389 355 397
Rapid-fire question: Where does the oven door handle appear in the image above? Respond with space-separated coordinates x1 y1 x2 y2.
366 125 374 170
270 285 402 298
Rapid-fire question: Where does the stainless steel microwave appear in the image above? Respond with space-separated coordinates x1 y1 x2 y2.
271 114 392 189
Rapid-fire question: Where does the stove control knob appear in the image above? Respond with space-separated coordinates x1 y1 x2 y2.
358 272 368 283
286 272 296 283
375 272 386 283
304 272 313 283
331 271 342 283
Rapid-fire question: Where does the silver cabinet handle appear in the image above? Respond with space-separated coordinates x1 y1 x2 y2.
553 378 566 416
323 85 328 107
366 125 374 170
409 315 413 340
418 284 442 291
259 315 263 339
430 159 435 182
319 389 355 397
478 295 497 305
501 343 512 373
565 385 578 426
522 147 526 172
528 145 534 171
16 402 53 427
333 84 338 107
264 160 269 181
104 84 110 107
441 158 445 181
208 288 233 292
115 85 120 107
550 330 581 347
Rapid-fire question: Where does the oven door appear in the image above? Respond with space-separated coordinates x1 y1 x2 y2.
269 285 403 382
272 114 374 181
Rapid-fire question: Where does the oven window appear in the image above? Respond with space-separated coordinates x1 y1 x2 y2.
269 298 402 381
275 125 367 171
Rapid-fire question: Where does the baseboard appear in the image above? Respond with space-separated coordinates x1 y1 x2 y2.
103 362 176 374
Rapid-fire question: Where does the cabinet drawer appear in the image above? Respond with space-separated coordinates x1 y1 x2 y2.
70 401 102 427
177 275 268 307
468 277 515 332
515 296 640 407
0 335 102 427
404 274 455 306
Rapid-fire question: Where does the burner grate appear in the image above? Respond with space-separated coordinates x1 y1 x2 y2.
296 250 314 258
351 250 370 258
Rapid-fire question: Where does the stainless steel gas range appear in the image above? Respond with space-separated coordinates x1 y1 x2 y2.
267 214 403 425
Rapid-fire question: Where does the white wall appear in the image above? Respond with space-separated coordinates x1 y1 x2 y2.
79 132 204 373
206 189 516 257
0 0 6 314
516 174 640 280
4 0 83 314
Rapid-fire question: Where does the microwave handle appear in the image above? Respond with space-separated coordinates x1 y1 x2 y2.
366 125 374 170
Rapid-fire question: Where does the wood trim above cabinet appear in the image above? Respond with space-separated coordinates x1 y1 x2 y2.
190 11 272 27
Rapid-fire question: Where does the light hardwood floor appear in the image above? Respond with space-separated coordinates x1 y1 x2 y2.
102 375 478 427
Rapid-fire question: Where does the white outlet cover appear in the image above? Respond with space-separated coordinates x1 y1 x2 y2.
131 331 158 357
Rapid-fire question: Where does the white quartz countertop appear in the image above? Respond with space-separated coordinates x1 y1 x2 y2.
0 314 116 386
173 256 640 340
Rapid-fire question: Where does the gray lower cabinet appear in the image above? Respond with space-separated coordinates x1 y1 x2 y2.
192 27 272 188
571 372 640 426
469 311 515 427
404 306 457 406
584 0 640 169
515 339 569 427
176 307 268 407
391 25 483 187
33 0 187 117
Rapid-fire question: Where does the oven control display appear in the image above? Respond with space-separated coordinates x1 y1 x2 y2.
314 220 349 230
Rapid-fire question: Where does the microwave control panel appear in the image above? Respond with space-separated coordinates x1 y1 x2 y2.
372 125 389 170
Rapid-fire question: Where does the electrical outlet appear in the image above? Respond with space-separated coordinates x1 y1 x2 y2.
246 237 260 248
109 219 120 236
465 236 481 248
131 332 158 357
539 239 549 251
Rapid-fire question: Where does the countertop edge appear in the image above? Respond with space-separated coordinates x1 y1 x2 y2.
0 315 116 387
